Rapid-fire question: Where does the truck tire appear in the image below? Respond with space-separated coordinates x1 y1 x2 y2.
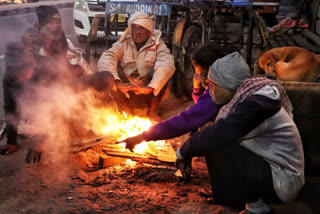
179 25 202 99
171 46 185 98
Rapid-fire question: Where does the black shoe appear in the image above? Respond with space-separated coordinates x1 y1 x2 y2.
238 208 275 214
199 186 213 198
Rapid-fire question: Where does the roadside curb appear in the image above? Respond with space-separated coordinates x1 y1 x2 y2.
0 0 74 17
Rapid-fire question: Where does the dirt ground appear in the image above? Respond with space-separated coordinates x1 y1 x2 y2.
0 93 319 214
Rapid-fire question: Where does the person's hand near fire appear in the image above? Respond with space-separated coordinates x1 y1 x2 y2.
133 85 153 95
116 134 144 152
115 80 154 97
115 80 136 94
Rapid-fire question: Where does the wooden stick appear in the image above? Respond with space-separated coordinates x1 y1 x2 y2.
70 136 116 152
104 150 175 167
130 157 175 168
103 149 153 159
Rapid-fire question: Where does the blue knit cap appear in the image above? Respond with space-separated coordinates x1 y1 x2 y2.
208 52 251 91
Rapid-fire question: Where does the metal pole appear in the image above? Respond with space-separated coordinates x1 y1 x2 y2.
246 0 253 66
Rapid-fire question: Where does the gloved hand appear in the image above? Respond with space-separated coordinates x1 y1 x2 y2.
115 134 145 152
25 143 45 164
175 158 192 181
0 144 18 155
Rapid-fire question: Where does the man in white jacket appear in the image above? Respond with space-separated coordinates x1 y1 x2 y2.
98 11 175 119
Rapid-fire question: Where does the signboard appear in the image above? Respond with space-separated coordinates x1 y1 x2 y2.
105 2 172 16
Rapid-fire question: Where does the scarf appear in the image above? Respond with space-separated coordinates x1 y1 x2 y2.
215 77 293 122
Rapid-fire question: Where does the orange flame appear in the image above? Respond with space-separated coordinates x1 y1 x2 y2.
95 111 168 155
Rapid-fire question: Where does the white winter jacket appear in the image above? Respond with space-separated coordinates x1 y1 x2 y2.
97 30 175 96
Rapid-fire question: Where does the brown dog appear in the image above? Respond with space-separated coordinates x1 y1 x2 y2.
255 47 320 82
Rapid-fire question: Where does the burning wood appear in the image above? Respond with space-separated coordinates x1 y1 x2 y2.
70 111 176 169
105 152 175 168
102 146 156 160
98 154 127 169
102 142 176 168
70 135 117 152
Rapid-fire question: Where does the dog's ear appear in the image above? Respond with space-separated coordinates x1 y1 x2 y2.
253 50 266 76
269 52 279 62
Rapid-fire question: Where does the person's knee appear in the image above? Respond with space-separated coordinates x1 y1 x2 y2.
99 71 114 82
90 71 114 91
99 71 114 90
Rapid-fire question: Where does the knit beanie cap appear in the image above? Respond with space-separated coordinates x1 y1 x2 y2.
208 52 251 91
5 42 36 68
36 6 61 28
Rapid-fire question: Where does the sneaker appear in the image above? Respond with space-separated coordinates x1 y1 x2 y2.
199 186 213 198
238 208 276 214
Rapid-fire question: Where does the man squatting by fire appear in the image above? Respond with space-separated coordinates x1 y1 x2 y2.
97 11 175 120
0 6 114 157
122 52 305 214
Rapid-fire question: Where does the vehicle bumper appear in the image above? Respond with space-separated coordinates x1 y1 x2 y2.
73 8 105 38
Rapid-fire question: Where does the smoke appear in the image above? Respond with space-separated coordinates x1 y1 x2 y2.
18 58 122 164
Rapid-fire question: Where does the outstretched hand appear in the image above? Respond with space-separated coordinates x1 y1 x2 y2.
115 81 136 94
115 134 145 152
134 85 153 95
0 144 18 155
